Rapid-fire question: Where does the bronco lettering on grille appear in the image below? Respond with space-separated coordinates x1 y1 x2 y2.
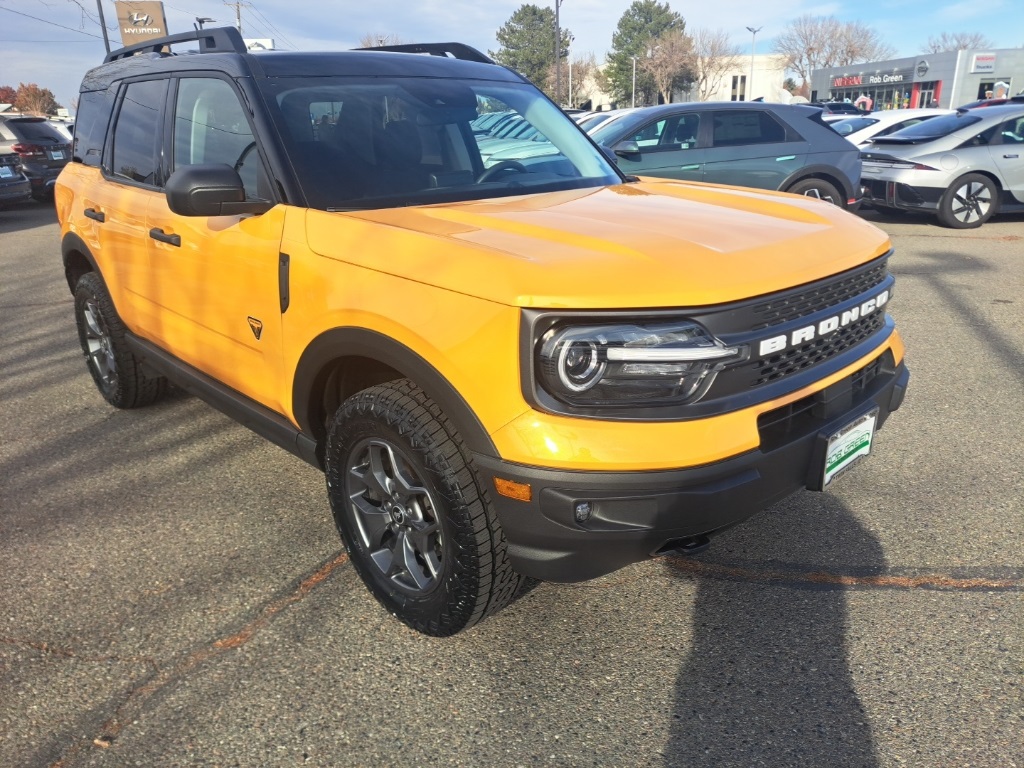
757 289 890 357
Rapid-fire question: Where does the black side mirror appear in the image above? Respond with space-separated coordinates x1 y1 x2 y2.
612 139 641 159
165 164 272 217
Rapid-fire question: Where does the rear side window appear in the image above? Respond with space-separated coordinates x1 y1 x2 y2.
711 110 786 146
110 79 167 185
73 89 115 167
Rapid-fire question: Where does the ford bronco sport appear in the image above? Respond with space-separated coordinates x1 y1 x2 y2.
56 28 909 636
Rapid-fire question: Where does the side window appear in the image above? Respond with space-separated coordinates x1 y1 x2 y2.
0 123 16 141
663 114 700 149
960 124 1001 148
173 77 263 199
711 110 787 147
110 79 167 185
630 119 667 147
998 118 1024 144
73 89 115 167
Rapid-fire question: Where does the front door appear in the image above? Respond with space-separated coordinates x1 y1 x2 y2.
611 112 706 183
988 116 1024 203
703 109 806 192
143 75 287 412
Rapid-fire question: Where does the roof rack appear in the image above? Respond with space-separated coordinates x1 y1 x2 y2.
355 42 495 65
104 26 246 63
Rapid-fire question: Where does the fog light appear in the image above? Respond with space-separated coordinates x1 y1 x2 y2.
574 501 592 523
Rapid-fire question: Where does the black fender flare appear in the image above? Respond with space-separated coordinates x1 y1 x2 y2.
61 231 101 294
292 327 499 459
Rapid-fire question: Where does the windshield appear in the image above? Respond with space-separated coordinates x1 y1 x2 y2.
873 112 982 141
259 77 620 210
830 117 877 136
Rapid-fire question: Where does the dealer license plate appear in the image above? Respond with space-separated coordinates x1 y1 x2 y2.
823 409 877 487
50 150 65 160
0 166 13 178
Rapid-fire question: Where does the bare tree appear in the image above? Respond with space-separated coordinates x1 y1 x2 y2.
553 52 598 109
638 29 693 104
690 28 741 101
922 32 995 53
358 33 407 48
774 15 894 88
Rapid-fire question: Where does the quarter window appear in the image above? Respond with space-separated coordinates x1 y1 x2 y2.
110 79 167 185
73 89 115 167
173 78 263 199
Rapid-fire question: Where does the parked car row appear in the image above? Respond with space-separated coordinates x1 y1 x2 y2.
0 114 71 210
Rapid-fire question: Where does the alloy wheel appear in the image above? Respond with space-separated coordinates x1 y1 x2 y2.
949 181 992 225
81 298 117 388
346 438 444 595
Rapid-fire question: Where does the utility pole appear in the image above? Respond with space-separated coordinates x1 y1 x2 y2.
225 1 243 34
746 26 762 102
94 0 110 54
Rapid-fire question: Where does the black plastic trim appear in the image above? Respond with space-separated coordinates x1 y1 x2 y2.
478 358 909 582
60 231 101 293
292 327 498 458
104 27 247 62
125 334 320 468
278 253 290 313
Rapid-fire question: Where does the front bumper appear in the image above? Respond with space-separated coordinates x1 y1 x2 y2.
474 352 908 582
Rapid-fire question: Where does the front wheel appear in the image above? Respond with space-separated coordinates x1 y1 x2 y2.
786 178 844 207
325 379 525 636
74 272 167 408
937 173 998 229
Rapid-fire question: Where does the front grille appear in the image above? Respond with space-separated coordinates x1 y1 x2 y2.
756 351 889 451
749 259 889 330
748 311 886 386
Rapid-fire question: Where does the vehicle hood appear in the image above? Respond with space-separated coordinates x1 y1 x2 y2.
305 180 891 309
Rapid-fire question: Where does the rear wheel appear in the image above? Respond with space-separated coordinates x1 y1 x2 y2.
325 379 525 636
74 272 167 408
786 178 844 207
937 173 998 229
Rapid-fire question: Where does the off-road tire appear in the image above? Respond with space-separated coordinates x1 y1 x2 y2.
325 379 525 636
74 272 167 408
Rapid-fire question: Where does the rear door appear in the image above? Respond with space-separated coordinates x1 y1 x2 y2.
703 109 806 191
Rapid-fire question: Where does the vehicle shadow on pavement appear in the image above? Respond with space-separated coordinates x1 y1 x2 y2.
661 493 884 768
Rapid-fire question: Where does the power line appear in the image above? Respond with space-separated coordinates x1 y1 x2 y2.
0 38 97 42
247 2 297 50
0 6 105 40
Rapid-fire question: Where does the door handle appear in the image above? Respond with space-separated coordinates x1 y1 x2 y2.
149 228 181 247
1004 154 1019 159
680 164 700 171
84 208 105 222
776 155 797 162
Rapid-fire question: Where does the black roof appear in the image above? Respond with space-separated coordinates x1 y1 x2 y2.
82 26 524 92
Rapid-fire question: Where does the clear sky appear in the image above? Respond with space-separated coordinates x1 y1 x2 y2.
1 0 1021 111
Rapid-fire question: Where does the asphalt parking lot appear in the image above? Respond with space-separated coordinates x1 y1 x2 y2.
1 201 1021 768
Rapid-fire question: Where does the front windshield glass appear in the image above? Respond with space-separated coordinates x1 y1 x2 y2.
259 77 620 210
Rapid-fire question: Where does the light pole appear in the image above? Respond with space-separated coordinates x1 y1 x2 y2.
631 55 637 108
566 35 575 108
746 26 762 102
554 0 564 105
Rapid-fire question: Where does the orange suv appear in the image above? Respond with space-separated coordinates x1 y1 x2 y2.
56 28 908 635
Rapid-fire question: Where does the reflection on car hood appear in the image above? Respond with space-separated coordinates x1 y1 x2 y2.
306 179 890 309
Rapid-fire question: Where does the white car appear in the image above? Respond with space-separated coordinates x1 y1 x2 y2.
829 109 953 147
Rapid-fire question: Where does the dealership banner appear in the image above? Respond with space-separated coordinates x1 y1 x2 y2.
114 1 169 46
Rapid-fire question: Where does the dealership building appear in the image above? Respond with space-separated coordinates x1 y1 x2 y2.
811 48 1024 110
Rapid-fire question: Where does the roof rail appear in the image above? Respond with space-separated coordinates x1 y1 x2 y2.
356 42 495 65
104 26 247 63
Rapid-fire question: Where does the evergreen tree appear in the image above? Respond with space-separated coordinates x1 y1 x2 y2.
491 4 572 98
605 1 684 107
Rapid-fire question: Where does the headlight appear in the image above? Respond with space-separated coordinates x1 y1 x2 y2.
536 321 745 407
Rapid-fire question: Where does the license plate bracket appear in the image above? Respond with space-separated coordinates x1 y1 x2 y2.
807 408 878 491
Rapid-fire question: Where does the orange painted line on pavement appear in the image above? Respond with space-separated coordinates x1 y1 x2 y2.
48 551 349 768
667 558 1021 590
